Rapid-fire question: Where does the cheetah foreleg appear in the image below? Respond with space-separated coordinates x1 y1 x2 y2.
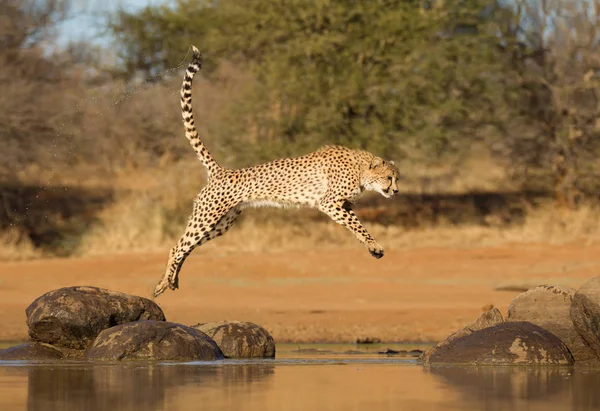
318 200 384 259
153 207 241 298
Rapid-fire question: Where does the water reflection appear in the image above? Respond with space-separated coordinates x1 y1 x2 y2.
26 363 275 411
428 365 600 410
573 371 600 410
1 359 600 410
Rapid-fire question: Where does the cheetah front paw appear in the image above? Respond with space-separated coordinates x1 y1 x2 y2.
369 246 384 259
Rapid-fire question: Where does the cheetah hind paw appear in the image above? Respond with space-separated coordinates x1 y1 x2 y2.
152 278 171 298
169 274 179 290
152 275 179 298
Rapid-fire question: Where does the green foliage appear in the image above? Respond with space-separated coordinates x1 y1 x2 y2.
109 0 521 165
211 0 526 164
106 0 600 203
213 0 440 160
108 0 219 79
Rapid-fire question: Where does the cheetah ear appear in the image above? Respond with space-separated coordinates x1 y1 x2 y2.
370 157 383 169
389 161 395 166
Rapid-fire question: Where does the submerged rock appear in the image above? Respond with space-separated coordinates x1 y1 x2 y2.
421 308 504 363
570 276 600 362
0 342 64 361
378 349 423 357
26 286 165 349
192 321 276 358
508 284 597 365
427 322 574 365
86 320 224 361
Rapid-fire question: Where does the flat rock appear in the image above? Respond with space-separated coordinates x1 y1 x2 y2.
86 320 224 361
26 286 165 349
0 342 64 361
421 308 504 363
427 322 574 365
508 284 598 365
192 321 275 358
570 276 600 362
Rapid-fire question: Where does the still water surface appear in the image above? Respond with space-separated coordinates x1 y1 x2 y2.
1 343 599 411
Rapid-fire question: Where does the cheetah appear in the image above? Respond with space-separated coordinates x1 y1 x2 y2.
153 46 400 297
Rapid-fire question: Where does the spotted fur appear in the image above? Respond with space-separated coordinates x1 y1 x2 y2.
153 45 400 297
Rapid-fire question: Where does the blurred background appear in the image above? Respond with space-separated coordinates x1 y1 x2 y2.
2 0 600 260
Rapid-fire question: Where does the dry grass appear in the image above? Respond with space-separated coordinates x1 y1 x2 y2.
0 229 42 261
4 141 600 261
217 202 600 253
65 159 600 259
398 143 515 195
72 200 600 260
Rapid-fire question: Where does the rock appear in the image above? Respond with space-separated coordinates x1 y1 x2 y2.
421 308 504 363
427 322 574 365
508 284 598 365
58 347 87 360
355 337 381 344
571 276 600 362
26 286 166 349
470 307 504 328
377 349 405 355
192 321 275 358
0 342 64 360
86 320 224 361
380 349 423 357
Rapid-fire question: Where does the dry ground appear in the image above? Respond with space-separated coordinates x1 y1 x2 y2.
0 243 598 343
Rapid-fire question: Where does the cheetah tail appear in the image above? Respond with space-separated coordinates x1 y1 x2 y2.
180 45 221 178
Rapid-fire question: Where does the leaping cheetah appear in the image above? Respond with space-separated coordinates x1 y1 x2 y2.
153 46 400 297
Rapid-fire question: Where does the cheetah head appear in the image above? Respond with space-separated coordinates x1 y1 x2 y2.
363 157 400 199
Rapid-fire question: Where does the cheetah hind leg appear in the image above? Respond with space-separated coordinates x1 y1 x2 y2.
153 207 242 298
168 206 241 291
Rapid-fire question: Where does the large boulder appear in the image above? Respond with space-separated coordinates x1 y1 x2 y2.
570 276 600 361
508 284 598 365
26 286 166 349
86 320 224 361
0 342 64 361
421 308 504 363
427 322 574 365
192 321 276 358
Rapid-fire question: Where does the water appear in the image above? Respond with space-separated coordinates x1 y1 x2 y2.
1 344 599 411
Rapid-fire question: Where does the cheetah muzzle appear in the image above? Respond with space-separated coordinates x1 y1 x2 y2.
152 45 401 298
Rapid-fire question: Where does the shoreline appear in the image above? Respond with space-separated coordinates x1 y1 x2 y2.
1 244 598 345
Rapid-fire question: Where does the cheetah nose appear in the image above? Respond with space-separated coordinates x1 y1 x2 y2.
393 189 399 194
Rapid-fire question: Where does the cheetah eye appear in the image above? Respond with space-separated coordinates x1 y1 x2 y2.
387 176 393 181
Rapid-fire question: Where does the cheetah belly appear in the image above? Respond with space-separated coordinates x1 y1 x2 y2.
244 170 327 209
245 199 304 209
244 192 322 209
